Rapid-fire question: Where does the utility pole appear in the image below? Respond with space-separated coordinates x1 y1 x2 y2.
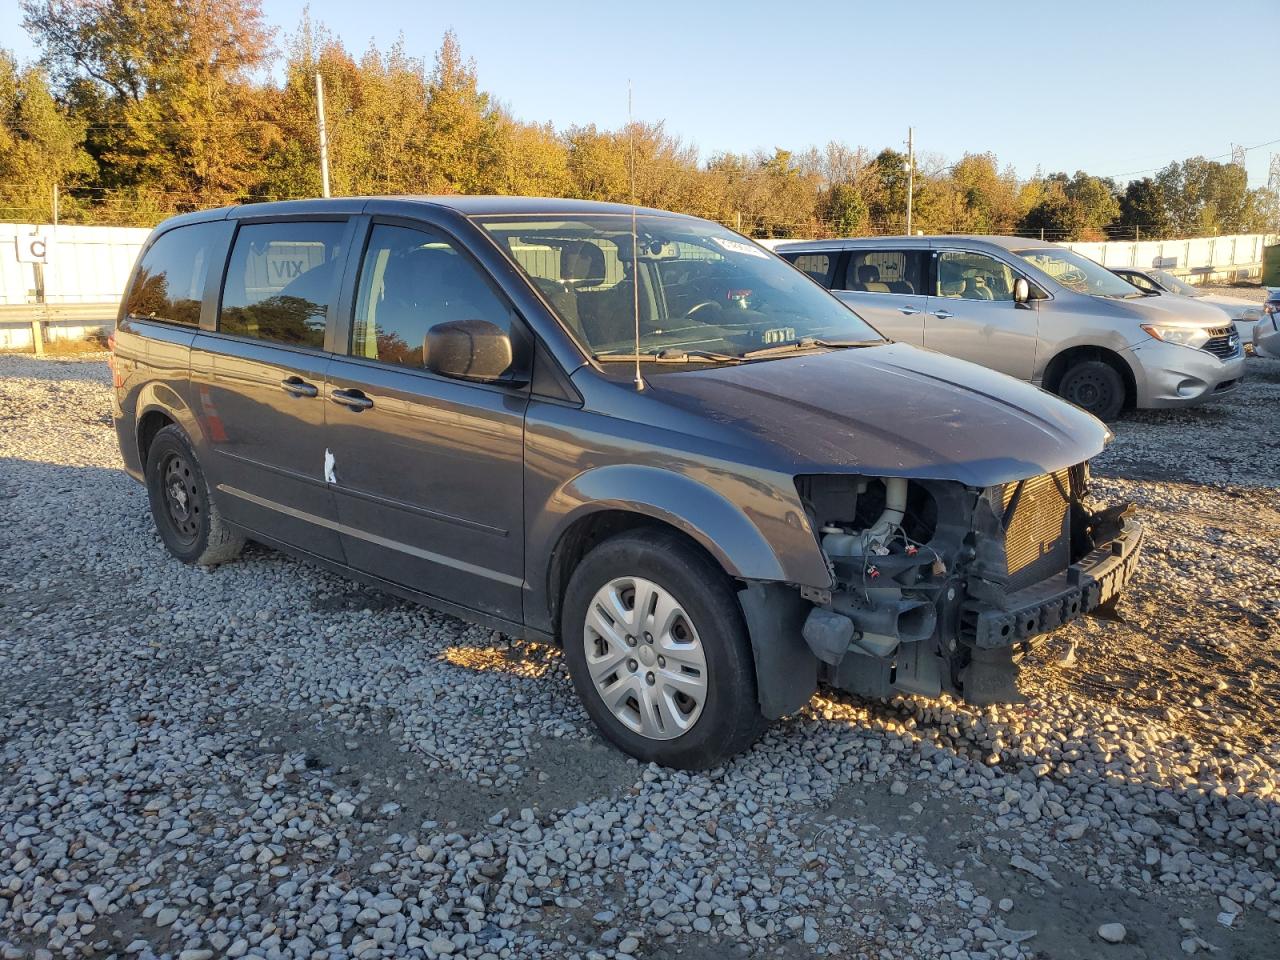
905 127 914 236
315 71 331 199
52 184 59 226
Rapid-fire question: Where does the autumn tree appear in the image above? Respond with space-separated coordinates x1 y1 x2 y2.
22 0 276 210
920 153 1022 235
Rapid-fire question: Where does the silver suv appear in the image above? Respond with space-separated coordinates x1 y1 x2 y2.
775 236 1245 420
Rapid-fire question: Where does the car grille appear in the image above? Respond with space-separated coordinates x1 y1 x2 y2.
1201 326 1241 360
1001 469 1072 592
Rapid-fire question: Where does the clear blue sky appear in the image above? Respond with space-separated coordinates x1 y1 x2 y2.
4 0 1277 186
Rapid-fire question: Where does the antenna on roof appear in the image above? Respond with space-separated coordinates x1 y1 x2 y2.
628 80 645 392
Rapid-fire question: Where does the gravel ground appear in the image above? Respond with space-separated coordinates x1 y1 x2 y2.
1 352 1278 960
1197 283 1270 304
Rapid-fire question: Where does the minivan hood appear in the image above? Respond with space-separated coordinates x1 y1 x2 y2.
646 343 1109 487
1121 293 1232 326
1195 293 1261 318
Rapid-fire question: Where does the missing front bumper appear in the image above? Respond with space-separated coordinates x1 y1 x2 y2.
963 517 1145 649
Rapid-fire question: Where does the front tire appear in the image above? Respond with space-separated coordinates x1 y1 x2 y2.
562 529 766 769
1057 359 1125 421
145 424 245 566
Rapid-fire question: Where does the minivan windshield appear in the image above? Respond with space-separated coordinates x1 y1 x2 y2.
1150 269 1202 297
1014 248 1142 299
476 214 884 359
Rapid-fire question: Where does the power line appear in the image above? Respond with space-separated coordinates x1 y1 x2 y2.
1103 136 1280 180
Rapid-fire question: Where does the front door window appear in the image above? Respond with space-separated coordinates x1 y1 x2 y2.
935 251 1016 301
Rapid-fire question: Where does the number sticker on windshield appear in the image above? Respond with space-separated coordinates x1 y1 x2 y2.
711 236 769 259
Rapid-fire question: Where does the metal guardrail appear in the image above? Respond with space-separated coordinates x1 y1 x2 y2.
0 303 117 355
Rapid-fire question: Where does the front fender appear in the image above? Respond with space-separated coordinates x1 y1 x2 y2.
526 462 832 634
561 463 793 581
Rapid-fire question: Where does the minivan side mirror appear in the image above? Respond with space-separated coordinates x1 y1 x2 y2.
424 318 519 384
1013 277 1031 304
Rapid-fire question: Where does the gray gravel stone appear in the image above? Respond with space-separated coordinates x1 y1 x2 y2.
2 350 1278 960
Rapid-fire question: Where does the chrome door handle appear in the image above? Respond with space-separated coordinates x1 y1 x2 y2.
898 306 920 315
932 309 954 319
280 377 318 398
330 388 374 411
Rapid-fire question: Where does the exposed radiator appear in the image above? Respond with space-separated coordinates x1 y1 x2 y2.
1001 469 1072 591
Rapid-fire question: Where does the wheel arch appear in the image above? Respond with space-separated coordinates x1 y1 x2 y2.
133 383 205 469
1042 344 1138 411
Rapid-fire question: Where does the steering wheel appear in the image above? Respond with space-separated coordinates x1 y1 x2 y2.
685 301 721 319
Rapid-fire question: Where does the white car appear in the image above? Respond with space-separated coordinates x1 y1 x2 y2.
1111 267 1263 345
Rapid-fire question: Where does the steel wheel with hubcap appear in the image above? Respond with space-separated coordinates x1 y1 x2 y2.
563 529 765 769
583 575 709 740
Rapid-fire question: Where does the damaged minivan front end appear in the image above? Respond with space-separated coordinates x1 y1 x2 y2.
794 466 1144 706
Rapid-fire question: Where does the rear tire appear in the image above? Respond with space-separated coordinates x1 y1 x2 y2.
561 529 766 769
1056 359 1125 421
145 425 244 566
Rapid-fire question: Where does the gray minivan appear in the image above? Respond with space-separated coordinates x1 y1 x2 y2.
112 198 1143 768
775 236 1245 420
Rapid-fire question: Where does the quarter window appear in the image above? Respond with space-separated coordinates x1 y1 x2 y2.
219 221 347 348
936 251 1016 301
352 224 512 368
843 250 924 295
126 222 222 326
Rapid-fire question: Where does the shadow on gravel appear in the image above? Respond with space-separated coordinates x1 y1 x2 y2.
253 710 637 837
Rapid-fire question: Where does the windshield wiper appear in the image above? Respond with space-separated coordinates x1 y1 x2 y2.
594 348 743 364
741 336 884 360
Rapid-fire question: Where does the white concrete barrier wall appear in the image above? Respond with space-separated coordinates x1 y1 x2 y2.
1 223 150 306
1063 233 1278 277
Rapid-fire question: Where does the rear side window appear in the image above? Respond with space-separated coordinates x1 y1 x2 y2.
351 223 513 368
788 253 832 286
843 250 924 295
126 222 221 325
219 221 348 348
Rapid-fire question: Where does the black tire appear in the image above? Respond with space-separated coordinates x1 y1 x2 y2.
145 424 245 566
1056 359 1126 421
561 529 766 769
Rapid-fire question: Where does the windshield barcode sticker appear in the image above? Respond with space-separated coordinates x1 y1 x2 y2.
712 236 769 259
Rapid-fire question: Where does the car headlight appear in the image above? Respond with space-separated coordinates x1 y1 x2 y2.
1241 307 1262 322
1140 323 1211 349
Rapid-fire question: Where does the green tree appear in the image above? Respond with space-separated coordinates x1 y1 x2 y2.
0 51 95 221
819 182 867 236
1019 171 1119 240
1155 157 1271 235
1114 177 1170 239
864 148 909 231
